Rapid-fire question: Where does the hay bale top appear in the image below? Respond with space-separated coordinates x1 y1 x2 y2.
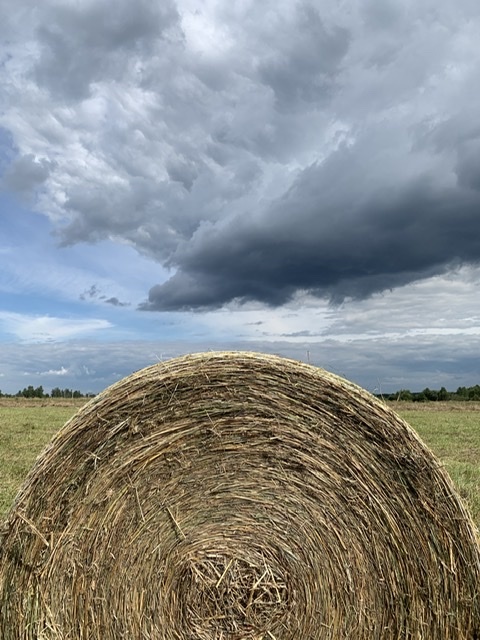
1 350 479 639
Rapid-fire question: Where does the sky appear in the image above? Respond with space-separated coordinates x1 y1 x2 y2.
1 0 480 396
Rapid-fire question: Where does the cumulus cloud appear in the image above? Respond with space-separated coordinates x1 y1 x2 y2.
37 366 69 376
2 0 480 309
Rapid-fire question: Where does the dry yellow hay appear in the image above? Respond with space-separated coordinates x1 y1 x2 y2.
1 351 479 639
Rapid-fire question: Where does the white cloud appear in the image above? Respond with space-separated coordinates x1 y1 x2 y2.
0 311 112 342
37 366 69 376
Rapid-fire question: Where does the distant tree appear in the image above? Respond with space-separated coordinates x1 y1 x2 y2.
468 385 480 401
422 387 437 401
437 386 449 401
396 389 413 401
16 385 46 398
414 392 427 402
50 387 85 398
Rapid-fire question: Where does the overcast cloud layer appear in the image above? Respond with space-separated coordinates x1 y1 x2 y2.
2 0 480 310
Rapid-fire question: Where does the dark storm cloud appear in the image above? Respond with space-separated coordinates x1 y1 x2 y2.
143 141 480 310
3 0 480 311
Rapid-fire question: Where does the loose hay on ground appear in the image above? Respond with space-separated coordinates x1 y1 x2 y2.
1 351 479 639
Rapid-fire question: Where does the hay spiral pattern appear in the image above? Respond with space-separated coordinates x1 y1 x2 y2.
1 351 479 639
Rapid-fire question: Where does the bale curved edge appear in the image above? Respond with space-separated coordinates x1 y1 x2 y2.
1 351 479 639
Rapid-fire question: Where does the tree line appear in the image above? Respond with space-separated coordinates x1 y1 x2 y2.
3 384 480 402
381 385 480 402
0 386 95 399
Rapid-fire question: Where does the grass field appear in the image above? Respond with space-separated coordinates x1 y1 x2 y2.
0 399 479 529
0 399 86 517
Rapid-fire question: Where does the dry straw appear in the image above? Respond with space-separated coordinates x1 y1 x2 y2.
1 351 479 639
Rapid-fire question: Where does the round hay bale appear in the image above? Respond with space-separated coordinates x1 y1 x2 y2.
1 351 479 639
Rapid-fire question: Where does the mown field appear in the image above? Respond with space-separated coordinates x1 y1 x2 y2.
0 399 479 529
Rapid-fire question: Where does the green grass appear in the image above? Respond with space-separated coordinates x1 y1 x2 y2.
0 400 479 531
